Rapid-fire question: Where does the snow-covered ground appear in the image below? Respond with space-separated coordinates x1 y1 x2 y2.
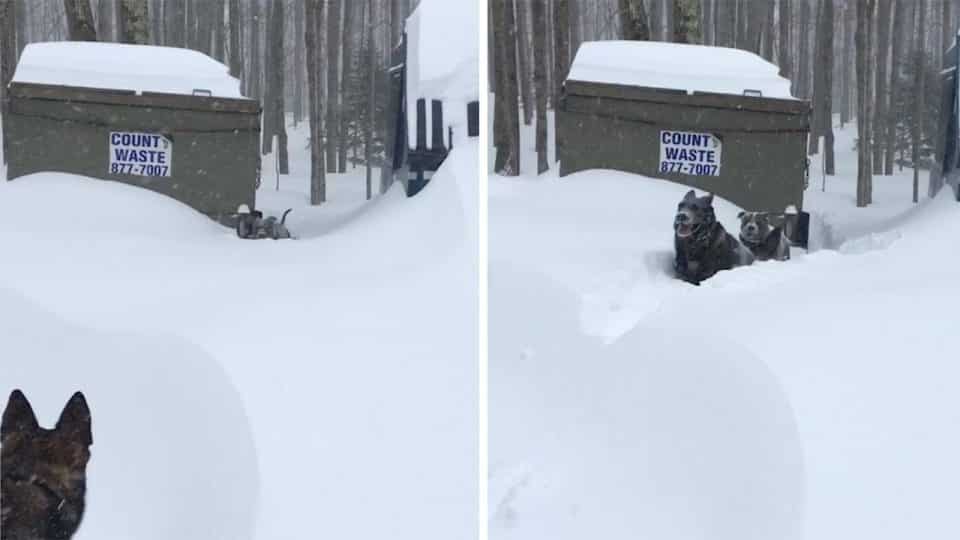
490 109 959 540
1 34 478 540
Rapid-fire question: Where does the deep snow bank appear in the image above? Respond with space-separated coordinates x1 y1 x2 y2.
490 264 804 540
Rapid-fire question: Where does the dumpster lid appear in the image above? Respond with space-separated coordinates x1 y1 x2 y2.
12 41 242 98
567 41 794 100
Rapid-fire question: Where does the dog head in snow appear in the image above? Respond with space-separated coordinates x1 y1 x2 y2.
737 211 785 246
1 390 92 540
674 190 716 240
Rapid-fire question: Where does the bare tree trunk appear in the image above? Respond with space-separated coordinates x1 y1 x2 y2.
885 0 904 174
620 0 650 40
364 0 374 198
338 0 352 173
809 1 823 155
798 0 811 98
533 0 548 174
736 0 749 49
262 0 276 155
554 0 569 105
97 0 113 41
913 0 925 203
212 0 226 61
64 0 98 41
306 0 326 204
673 0 699 43
1 0 15 164
668 0 676 41
856 0 875 207
326 0 341 173
822 0 834 174
249 0 262 100
761 1 774 59
229 0 241 77
873 0 891 172
293 0 303 124
701 0 713 45
118 0 148 44
650 0 661 41
166 0 185 48
716 0 734 46
149 0 162 44
516 0 533 125
840 1 851 124
492 0 520 176
271 0 287 174
779 0 791 79
569 0 583 55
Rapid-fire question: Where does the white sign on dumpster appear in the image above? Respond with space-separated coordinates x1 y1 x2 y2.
658 130 722 176
109 131 172 177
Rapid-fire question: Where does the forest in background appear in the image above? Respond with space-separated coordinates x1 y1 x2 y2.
0 0 420 204
491 0 959 207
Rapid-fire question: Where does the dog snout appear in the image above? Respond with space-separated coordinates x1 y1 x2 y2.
745 223 758 233
675 213 690 223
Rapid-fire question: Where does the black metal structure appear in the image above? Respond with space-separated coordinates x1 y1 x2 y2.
938 33 960 200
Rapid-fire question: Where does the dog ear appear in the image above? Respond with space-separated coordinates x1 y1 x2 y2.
705 193 714 205
683 189 696 200
737 211 745 219
56 392 92 446
2 390 39 439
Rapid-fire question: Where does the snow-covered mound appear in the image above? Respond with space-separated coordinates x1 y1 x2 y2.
13 41 242 98
1 172 225 237
567 41 794 99
0 288 258 540
490 264 804 540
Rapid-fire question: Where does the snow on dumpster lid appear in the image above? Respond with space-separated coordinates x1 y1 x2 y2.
567 41 794 99
12 41 242 98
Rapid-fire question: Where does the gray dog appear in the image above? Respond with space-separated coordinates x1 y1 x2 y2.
235 206 293 240
737 211 790 261
673 190 754 285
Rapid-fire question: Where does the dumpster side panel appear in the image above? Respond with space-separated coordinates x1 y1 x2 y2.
558 88 809 213
5 87 260 224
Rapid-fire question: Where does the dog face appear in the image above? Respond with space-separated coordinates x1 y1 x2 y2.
674 190 716 239
1 391 92 540
738 211 783 244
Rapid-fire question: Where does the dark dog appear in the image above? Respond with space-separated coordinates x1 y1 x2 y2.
738 211 791 261
1 390 92 540
673 190 753 284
